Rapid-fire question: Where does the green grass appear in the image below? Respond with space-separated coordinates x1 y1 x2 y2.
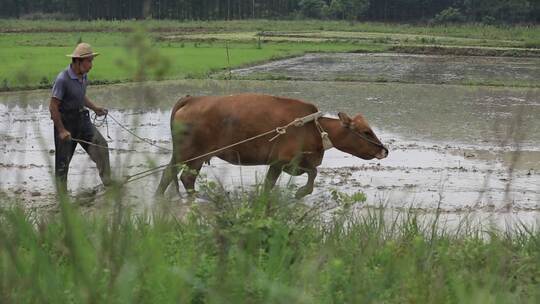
0 185 539 303
0 31 370 90
1 19 538 43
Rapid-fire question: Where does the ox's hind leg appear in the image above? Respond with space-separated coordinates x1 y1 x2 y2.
155 158 180 197
180 160 205 195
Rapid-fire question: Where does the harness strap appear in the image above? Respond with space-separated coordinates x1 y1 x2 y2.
315 119 333 150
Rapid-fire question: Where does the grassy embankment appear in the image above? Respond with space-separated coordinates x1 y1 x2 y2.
2 19 539 45
1 185 539 303
1 19 539 91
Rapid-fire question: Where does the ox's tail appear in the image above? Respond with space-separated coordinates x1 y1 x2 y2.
170 95 192 128
156 95 193 197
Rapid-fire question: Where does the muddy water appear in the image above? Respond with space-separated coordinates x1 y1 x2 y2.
232 53 540 86
1 79 539 225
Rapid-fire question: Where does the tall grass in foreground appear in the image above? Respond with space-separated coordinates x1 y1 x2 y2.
0 185 539 303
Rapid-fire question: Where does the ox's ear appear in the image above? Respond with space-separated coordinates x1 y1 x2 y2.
338 112 352 128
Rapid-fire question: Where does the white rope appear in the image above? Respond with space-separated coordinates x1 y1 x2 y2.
106 113 172 152
292 111 323 127
71 138 136 152
80 111 326 186
123 111 327 184
269 111 323 141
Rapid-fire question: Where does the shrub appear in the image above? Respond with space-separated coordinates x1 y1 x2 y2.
432 7 466 24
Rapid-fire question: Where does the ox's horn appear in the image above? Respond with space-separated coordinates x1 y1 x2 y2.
338 112 352 128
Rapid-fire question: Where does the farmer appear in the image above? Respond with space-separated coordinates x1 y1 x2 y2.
49 42 111 194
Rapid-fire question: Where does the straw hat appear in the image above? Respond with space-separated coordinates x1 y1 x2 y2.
66 43 100 58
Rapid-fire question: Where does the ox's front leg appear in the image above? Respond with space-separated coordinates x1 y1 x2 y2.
294 167 317 199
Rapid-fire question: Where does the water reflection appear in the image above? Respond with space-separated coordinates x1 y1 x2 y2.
2 79 538 149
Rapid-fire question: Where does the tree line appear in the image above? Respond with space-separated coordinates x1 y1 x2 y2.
1 0 538 24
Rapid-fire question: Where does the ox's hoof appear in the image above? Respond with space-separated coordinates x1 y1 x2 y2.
295 186 313 199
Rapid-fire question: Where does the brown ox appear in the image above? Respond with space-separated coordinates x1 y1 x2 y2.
156 93 388 198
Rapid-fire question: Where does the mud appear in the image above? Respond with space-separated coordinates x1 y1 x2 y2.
389 45 540 58
231 53 540 86
1 76 539 226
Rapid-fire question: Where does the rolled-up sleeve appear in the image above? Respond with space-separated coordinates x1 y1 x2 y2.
51 77 65 101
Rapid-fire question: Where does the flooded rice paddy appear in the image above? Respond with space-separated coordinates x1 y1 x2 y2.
232 53 540 86
1 53 539 226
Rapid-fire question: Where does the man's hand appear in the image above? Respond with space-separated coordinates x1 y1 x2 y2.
94 107 108 116
59 129 72 142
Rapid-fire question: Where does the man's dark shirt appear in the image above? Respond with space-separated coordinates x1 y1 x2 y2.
51 65 87 112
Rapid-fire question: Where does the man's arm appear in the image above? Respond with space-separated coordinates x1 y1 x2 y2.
49 97 71 141
84 96 107 116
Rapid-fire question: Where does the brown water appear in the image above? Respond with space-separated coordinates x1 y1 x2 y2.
1 79 538 224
